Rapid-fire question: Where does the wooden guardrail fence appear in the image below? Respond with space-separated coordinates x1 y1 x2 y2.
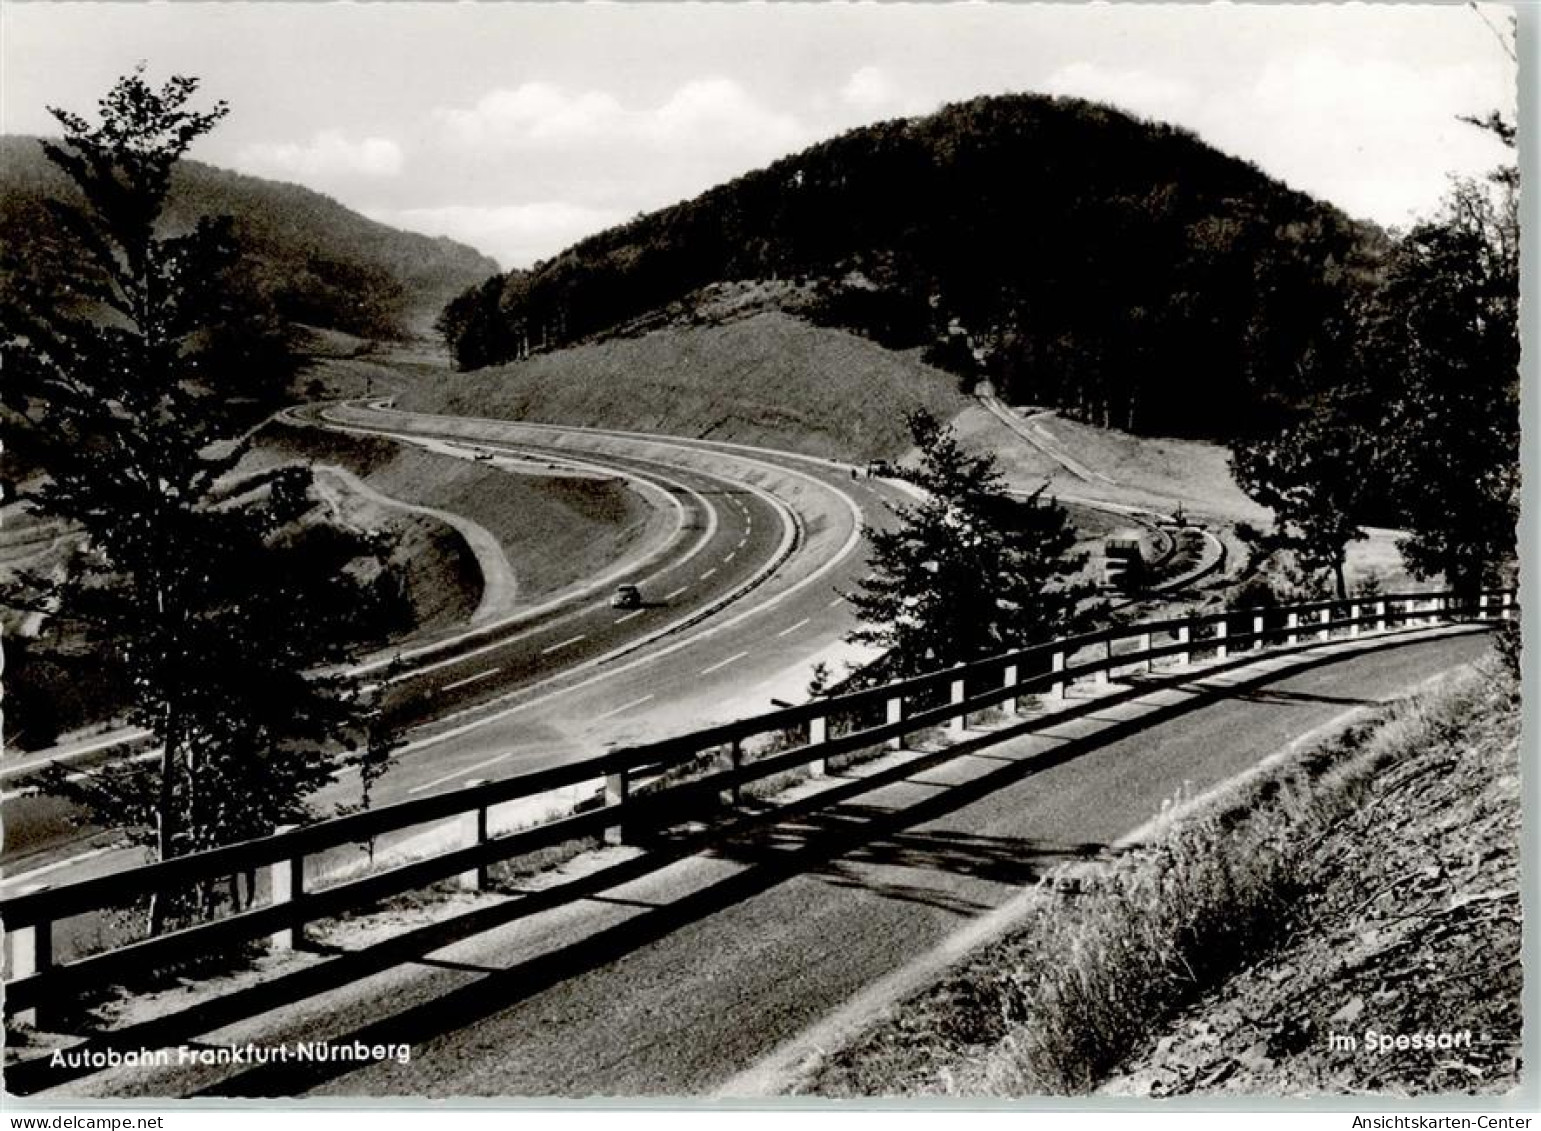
1 587 1514 1022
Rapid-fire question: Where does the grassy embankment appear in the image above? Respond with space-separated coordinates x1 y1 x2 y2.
396 310 973 461
243 420 660 610
801 646 1521 1098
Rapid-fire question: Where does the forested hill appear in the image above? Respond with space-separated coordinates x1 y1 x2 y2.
0 135 499 340
438 94 1385 440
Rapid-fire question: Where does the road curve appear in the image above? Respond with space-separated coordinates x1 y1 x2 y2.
0 407 894 894
18 625 1494 1100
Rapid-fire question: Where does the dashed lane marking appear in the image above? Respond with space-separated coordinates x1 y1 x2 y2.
441 667 503 693
700 568 717 580
596 694 656 720
775 618 811 638
616 609 645 623
665 586 689 600
540 635 586 656
700 651 749 676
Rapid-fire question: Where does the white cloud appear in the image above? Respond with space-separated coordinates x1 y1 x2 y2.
238 130 404 180
437 83 626 147
1207 51 1511 224
367 202 628 268
646 77 803 148
839 66 905 114
1039 62 1196 120
419 77 815 245
432 77 804 157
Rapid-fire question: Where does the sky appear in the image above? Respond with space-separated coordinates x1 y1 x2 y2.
1 2 1519 269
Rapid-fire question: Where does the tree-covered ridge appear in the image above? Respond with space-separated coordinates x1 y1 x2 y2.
1 135 499 340
438 93 1383 440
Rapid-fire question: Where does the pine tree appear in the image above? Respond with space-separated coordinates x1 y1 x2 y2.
846 410 1088 677
1 68 397 932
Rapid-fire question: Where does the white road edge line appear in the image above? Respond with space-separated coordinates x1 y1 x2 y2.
359 407 865 757
700 651 749 676
307 417 698 679
0 842 133 891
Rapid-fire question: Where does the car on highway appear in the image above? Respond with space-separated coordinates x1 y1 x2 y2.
610 583 644 609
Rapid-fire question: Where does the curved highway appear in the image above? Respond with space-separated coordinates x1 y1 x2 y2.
0 403 903 897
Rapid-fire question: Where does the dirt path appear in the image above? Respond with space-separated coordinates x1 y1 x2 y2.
314 465 519 626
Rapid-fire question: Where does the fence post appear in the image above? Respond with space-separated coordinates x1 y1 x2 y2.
604 768 629 846
1214 618 1228 660
1002 663 1020 718
1318 607 1332 642
949 665 967 733
1138 632 1153 672
458 779 489 891
1252 613 1265 651
721 738 744 807
885 683 906 750
809 714 829 776
1478 593 1490 620
1286 611 1299 646
1348 602 1361 639
1376 599 1388 633
268 825 304 952
1501 592 1513 621
6 884 53 1029
1051 650 1066 699
1175 622 1191 667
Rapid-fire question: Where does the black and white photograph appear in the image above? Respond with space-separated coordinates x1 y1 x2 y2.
0 0 1530 1116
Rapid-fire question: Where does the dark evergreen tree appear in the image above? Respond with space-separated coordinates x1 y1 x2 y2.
1 68 397 931
1231 394 1377 599
845 410 1088 676
1371 165 1519 592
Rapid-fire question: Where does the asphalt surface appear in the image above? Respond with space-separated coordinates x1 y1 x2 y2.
1 407 904 911
21 625 1494 1100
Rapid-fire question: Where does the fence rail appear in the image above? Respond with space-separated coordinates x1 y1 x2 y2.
1 587 1514 1019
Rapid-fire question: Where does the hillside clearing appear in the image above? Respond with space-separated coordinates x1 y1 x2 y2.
950 405 1268 525
396 310 972 461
